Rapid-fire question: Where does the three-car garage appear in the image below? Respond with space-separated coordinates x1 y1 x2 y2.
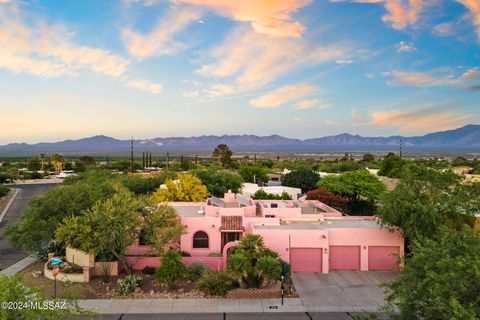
289 245 400 273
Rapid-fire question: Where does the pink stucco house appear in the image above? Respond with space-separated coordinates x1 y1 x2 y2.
126 191 403 273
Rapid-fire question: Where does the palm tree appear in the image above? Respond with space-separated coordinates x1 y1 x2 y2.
51 153 65 173
39 153 45 171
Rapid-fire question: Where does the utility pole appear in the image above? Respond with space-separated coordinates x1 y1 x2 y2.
166 152 170 170
254 153 257 164
399 139 403 158
130 138 134 173
195 154 198 165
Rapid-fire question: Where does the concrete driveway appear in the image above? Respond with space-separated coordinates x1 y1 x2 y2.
291 271 398 312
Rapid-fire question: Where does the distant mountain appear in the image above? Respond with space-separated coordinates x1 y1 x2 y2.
0 125 479 155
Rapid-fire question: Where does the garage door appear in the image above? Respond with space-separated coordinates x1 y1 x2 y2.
290 248 322 272
368 246 399 270
329 246 360 270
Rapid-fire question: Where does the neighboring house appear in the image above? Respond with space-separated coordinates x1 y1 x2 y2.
241 183 302 200
127 192 404 273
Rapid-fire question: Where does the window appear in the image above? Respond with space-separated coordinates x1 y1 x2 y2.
193 231 209 248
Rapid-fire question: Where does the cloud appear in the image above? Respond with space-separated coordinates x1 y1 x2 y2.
385 68 480 88
0 9 130 78
172 0 312 37
122 7 201 60
249 84 315 108
395 41 416 52
196 27 345 90
432 22 455 36
324 118 336 125
385 70 458 87
456 0 480 41
365 104 473 133
336 59 354 64
295 99 333 110
123 78 163 93
466 85 480 91
0 6 163 94
331 0 426 30
460 67 480 79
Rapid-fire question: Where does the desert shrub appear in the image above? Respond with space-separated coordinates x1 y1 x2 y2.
99 263 111 283
187 262 210 282
155 249 187 289
280 259 291 279
198 271 234 296
141 266 156 275
116 275 143 296
0 184 9 198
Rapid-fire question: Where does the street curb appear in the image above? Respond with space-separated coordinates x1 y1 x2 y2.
0 188 19 223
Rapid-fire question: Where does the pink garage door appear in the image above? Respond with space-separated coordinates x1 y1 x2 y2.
368 246 400 270
290 248 322 272
329 246 361 270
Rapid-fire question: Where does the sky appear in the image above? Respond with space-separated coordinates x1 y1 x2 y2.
0 0 479 144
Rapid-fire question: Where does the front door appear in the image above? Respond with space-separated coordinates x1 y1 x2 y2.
221 232 241 252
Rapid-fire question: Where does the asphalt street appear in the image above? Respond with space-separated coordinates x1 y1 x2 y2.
0 184 55 270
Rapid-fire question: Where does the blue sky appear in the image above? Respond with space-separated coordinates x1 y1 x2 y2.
0 0 479 144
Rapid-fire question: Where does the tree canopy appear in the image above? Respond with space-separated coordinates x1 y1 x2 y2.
317 170 386 215
192 169 243 197
6 173 115 255
55 185 185 272
377 167 479 247
384 228 480 319
151 173 209 202
238 165 268 184
212 144 233 166
281 168 319 193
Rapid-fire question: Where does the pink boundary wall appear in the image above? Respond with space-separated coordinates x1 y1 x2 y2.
125 256 224 271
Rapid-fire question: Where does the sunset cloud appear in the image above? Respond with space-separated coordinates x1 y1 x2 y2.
172 0 311 37
456 0 480 40
366 104 473 133
123 78 163 93
196 27 345 90
249 84 315 108
331 0 426 30
123 7 201 59
0 11 130 78
386 70 458 87
386 68 480 88
295 99 333 110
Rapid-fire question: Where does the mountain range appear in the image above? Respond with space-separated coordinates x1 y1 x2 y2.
1 125 479 155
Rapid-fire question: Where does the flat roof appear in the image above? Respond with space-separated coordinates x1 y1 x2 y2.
174 206 205 217
253 219 381 230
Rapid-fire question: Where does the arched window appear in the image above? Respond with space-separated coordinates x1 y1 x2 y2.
193 231 209 248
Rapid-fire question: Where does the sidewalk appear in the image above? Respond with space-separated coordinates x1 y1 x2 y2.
77 298 306 314
77 298 380 314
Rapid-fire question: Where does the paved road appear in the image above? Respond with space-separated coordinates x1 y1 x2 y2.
0 184 55 270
